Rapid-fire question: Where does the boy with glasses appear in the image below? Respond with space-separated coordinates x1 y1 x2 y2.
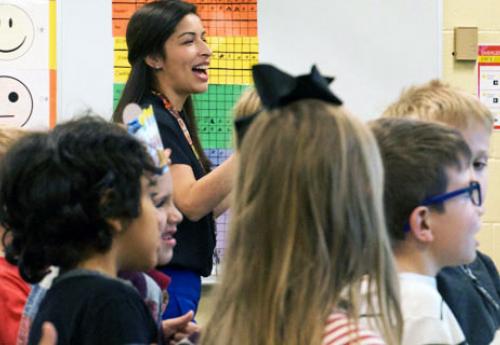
370 118 483 345
382 80 499 345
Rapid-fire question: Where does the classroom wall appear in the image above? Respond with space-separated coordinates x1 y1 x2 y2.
442 0 500 266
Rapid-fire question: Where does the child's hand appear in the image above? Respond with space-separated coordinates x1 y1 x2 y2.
162 310 201 344
38 322 57 345
164 148 172 164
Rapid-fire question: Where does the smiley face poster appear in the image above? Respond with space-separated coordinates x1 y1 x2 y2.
0 0 56 129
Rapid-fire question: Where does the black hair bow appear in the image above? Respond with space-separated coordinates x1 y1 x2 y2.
253 64 342 109
234 64 342 143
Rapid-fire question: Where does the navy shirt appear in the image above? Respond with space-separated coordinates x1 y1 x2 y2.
28 271 158 345
437 251 500 345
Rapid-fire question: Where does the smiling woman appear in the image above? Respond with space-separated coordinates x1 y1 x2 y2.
112 0 236 320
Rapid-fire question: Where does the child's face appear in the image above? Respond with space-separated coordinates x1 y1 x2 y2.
429 167 483 267
118 176 161 271
460 123 490 197
149 171 182 266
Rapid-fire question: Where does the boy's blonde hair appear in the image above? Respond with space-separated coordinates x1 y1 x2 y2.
383 79 493 131
202 100 402 345
232 88 262 149
232 87 261 121
0 126 28 158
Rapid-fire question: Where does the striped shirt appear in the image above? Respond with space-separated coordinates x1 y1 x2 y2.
323 312 386 345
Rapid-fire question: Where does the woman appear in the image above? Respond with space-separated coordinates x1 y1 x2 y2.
201 65 402 345
113 0 235 319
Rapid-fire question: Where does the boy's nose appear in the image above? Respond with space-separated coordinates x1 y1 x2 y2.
476 202 485 216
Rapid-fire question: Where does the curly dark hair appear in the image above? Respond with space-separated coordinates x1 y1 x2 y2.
0 116 159 283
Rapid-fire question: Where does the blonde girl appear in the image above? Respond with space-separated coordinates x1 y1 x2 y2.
201 64 402 345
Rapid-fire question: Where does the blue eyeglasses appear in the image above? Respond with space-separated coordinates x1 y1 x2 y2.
403 181 482 232
421 181 482 207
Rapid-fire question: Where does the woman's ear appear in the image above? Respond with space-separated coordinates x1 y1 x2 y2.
145 55 163 71
408 206 434 243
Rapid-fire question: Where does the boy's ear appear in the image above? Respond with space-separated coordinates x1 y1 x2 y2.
408 206 434 243
107 219 124 234
145 55 163 70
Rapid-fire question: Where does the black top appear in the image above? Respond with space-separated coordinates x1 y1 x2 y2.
28 270 158 345
142 93 216 277
437 251 500 345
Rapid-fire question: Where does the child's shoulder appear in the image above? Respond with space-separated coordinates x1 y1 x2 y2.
399 273 440 304
41 270 150 323
32 270 158 344
50 270 140 301
398 272 465 343
323 312 386 345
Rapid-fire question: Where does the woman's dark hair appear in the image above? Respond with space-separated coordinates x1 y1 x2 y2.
0 116 158 283
112 0 212 172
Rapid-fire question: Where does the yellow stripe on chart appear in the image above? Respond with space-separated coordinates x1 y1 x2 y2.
49 0 56 70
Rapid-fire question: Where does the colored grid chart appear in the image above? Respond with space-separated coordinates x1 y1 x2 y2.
112 0 258 275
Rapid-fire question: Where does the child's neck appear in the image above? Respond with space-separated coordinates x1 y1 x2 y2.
0 228 5 256
77 251 118 278
393 244 441 277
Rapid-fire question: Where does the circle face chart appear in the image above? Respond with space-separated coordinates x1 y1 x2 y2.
0 75 33 127
0 4 35 60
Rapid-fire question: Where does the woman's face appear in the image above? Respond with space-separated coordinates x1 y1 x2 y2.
157 14 211 99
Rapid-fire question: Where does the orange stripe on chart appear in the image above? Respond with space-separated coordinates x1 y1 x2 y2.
197 3 257 21
113 19 128 37
113 3 138 19
50 69 57 128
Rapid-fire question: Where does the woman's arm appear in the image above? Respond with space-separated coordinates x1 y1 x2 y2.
171 154 236 221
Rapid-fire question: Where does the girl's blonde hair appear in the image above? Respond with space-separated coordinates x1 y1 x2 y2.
202 100 402 345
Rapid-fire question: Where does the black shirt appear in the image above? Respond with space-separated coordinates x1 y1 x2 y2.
28 270 158 345
437 251 500 345
143 93 216 277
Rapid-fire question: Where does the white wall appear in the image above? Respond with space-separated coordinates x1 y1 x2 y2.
258 0 442 119
57 0 113 122
56 0 442 123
